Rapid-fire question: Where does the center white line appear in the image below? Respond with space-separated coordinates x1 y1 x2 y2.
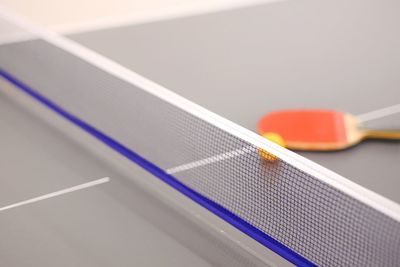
166 146 256 174
357 103 400 123
0 177 110 212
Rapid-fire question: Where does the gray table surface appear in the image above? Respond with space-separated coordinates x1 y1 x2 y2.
1 1 400 266
71 0 400 204
0 79 287 266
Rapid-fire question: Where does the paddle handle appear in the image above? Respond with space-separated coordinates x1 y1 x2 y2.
363 130 400 140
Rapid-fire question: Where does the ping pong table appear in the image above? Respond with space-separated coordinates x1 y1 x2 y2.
0 0 399 266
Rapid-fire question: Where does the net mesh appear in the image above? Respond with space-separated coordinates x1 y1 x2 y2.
0 21 400 266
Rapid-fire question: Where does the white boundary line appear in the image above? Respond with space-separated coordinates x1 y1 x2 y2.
357 104 400 123
0 6 399 222
0 0 284 45
0 177 110 212
53 0 285 35
0 30 35 45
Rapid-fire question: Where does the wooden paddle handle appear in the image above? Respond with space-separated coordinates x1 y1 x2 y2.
363 130 400 140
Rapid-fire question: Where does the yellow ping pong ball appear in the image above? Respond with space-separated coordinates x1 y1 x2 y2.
262 132 285 147
258 132 285 162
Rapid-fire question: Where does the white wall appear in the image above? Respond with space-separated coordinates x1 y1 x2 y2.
0 0 267 32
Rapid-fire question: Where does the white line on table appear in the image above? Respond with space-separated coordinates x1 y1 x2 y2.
0 177 110 212
166 146 256 174
357 104 400 123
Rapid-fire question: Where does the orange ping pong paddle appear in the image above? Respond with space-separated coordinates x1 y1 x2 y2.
258 109 400 151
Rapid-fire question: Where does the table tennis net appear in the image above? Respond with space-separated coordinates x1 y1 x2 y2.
0 14 399 267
